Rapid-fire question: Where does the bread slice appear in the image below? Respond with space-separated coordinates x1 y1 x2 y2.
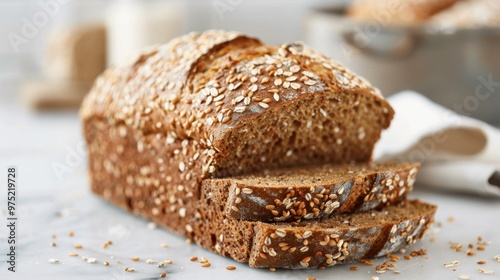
248 200 436 268
211 162 419 222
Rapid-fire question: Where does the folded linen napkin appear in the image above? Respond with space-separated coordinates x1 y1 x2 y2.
374 91 500 197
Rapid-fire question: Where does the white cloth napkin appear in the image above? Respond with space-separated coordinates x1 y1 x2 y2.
374 91 500 197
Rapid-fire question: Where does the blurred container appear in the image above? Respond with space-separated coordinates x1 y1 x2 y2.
106 0 186 67
305 9 500 123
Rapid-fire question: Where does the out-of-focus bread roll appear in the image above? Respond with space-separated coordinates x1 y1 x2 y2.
429 0 500 30
347 0 460 26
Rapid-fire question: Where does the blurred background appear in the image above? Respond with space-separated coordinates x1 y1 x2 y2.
1 0 499 123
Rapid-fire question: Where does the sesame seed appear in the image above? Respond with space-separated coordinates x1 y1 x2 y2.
259 102 269 108
178 162 186 172
350 266 359 271
304 79 316 85
160 273 167 278
458 275 470 280
303 231 313 239
226 265 236 270
231 206 239 212
74 244 83 249
131 257 140 261
290 82 301 90
191 256 198 261
494 255 500 262
124 267 135 272
186 224 194 232
336 138 343 145
273 93 280 101
87 258 97 263
250 84 258 92
477 260 487 265
274 79 283 86
146 259 155 264
69 252 78 257
202 262 211 268
49 259 59 264
103 261 109 266
68 231 74 237
50 242 56 247
164 260 173 264
303 70 314 77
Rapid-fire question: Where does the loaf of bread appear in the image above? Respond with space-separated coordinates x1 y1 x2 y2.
429 0 500 29
216 162 419 222
81 30 434 268
348 0 459 26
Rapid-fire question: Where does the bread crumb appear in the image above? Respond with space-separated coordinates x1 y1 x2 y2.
458 274 470 280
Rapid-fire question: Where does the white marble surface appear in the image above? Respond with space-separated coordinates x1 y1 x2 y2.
1 82 500 280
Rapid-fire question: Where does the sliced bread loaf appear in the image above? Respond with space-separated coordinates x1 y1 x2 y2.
212 162 419 222
81 30 394 205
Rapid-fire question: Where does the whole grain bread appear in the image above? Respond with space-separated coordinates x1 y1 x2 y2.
80 30 433 269
348 0 459 26
216 162 419 222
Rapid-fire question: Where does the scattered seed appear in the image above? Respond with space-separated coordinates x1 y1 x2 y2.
444 260 460 267
49 242 56 247
350 266 359 271
191 256 198 261
146 259 155 264
477 245 486 251
161 243 169 248
69 252 78 257
494 255 500 262
124 267 135 272
87 258 97 263
68 231 74 237
160 273 167 278
202 262 211 268
269 267 276 272
103 261 109 266
131 257 140 261
478 268 494 275
164 260 173 264
477 260 487 265
49 259 59 264
74 244 83 249
458 275 470 280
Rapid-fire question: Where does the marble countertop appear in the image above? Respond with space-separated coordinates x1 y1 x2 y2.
1 83 499 280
